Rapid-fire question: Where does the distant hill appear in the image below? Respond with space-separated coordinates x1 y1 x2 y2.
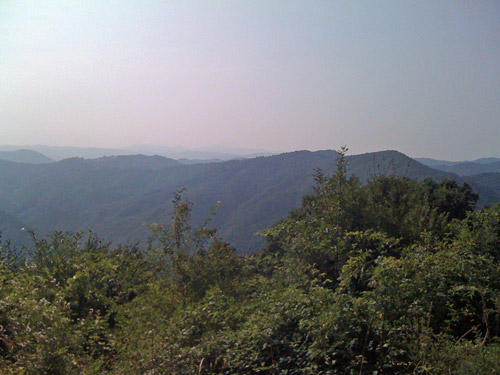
78 155 181 169
346 150 459 182
0 145 273 162
417 157 500 169
177 158 224 165
0 149 54 164
125 145 273 161
0 145 130 161
415 158 458 167
426 161 500 176
472 157 500 164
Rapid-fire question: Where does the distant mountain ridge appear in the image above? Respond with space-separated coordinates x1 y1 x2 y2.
0 145 273 162
473 158 500 164
415 158 459 167
0 149 54 164
0 149 499 253
417 157 500 168
429 161 500 176
63 155 181 170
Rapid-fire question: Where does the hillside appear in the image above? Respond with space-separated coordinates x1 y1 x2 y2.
427 161 500 176
465 173 500 206
0 209 31 247
0 150 495 253
415 157 458 167
0 149 54 164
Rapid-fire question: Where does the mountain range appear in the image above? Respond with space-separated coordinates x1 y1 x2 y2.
1 149 500 253
417 157 500 176
0 145 273 162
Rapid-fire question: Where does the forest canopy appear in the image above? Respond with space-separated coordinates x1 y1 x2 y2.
1 153 499 374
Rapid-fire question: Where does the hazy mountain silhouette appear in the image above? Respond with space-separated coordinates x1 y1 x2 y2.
68 155 181 169
415 158 458 167
0 145 273 162
473 158 500 164
0 149 54 164
422 161 500 176
417 157 500 169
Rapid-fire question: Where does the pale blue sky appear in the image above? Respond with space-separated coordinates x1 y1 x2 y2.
1 1 499 159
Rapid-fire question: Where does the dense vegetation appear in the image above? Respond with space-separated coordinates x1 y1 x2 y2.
1 152 500 374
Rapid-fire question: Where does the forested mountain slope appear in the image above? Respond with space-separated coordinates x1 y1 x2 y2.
464 182 500 207
0 150 497 252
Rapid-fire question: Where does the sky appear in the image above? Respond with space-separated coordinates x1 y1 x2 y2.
1 1 499 160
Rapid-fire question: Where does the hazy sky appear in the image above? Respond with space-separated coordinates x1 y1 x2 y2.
1 1 499 160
